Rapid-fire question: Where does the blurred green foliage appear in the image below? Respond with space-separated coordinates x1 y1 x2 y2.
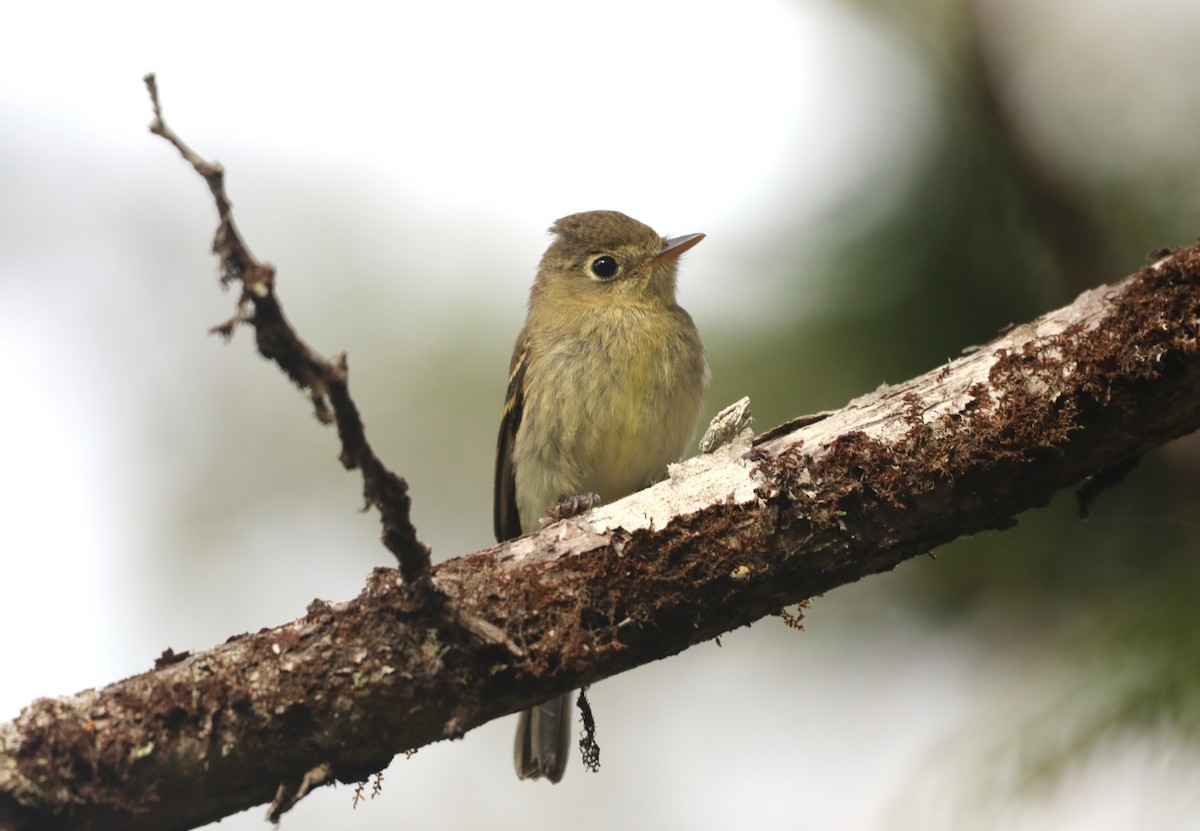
710 0 1200 795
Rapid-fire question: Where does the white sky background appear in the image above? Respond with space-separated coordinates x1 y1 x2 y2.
3 1 1200 829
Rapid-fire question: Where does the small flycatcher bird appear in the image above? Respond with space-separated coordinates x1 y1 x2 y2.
494 210 708 782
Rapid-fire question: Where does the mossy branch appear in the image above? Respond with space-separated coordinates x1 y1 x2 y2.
3 78 1199 831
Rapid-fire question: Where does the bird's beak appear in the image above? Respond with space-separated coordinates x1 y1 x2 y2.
654 232 705 263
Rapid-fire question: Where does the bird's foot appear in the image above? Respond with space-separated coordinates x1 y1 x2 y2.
539 492 603 528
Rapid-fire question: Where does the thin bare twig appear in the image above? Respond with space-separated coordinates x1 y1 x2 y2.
267 762 332 822
142 73 432 591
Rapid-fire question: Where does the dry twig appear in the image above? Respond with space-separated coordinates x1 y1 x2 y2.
142 73 432 592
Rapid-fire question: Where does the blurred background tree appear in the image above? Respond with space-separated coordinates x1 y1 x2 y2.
3 0 1200 828
778 3 1200 824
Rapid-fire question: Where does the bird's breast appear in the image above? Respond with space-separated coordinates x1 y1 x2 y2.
512 305 705 531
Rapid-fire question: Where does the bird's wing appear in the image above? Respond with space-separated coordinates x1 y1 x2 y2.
494 337 529 542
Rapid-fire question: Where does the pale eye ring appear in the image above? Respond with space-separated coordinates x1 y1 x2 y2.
589 255 619 280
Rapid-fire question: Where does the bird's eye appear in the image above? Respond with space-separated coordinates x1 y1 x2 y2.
589 255 619 280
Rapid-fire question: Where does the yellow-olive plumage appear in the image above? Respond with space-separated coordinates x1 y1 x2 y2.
495 210 708 782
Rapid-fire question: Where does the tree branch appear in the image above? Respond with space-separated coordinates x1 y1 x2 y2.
3 80 1199 831
142 73 432 592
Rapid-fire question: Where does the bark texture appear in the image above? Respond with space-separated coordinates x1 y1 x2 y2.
3 247 1200 831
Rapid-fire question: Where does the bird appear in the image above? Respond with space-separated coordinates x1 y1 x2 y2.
494 210 708 782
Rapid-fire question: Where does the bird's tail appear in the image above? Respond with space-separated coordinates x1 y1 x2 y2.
513 691 572 783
